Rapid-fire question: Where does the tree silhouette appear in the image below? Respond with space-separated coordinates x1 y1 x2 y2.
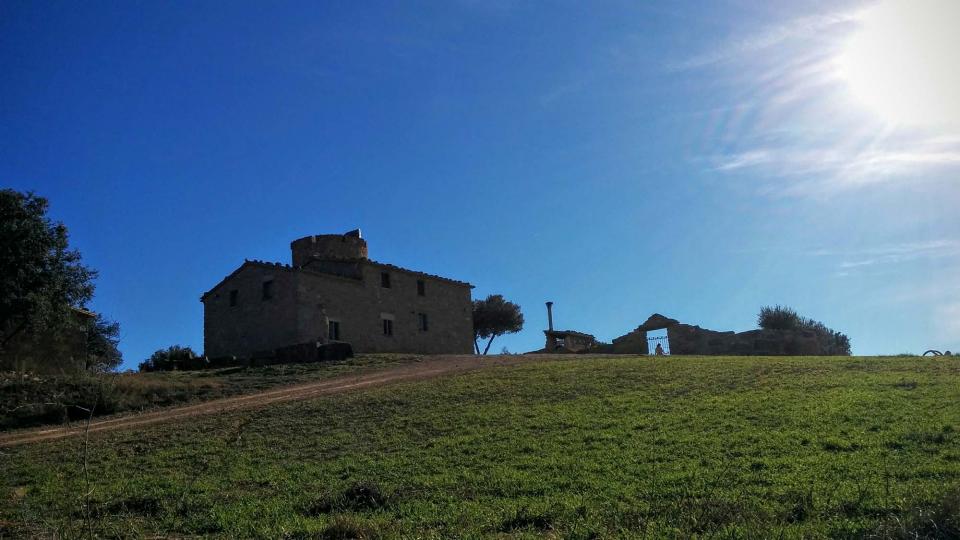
472 294 524 355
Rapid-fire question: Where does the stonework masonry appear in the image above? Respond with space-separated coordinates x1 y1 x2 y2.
202 231 474 358
610 313 830 356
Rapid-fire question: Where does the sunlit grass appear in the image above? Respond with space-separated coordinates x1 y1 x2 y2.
1 354 424 430
2 355 960 538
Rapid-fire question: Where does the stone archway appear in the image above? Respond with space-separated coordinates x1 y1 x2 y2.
647 328 670 355
610 313 680 355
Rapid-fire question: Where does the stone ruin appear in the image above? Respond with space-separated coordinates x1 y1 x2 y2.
543 329 600 353
534 303 835 356
538 301 603 353
611 313 826 356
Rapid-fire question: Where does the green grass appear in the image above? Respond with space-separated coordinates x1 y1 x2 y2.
0 354 424 430
3 355 960 538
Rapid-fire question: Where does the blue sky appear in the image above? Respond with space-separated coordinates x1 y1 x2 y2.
3 1 958 368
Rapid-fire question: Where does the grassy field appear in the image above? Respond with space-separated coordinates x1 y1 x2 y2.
0 354 424 430
2 355 960 538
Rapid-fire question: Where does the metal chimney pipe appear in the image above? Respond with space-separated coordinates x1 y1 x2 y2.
545 301 554 332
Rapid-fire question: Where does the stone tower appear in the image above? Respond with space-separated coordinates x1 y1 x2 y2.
290 229 368 267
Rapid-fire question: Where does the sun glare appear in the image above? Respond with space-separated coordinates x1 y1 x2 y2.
835 0 960 127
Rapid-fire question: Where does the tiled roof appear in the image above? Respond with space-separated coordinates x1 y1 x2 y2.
296 256 472 287
201 257 472 301
200 260 295 301
366 259 473 288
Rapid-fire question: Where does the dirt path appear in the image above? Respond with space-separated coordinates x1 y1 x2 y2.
0 354 536 448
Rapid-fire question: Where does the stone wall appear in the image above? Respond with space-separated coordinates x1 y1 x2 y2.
542 330 598 353
610 329 649 355
608 313 836 356
290 233 368 266
666 324 737 355
295 262 474 355
666 324 824 355
202 263 302 358
301 259 364 280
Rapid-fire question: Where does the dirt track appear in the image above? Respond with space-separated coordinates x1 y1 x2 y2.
0 355 534 448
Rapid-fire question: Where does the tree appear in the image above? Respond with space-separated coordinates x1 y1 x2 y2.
0 189 96 353
139 345 200 372
757 305 851 355
757 305 802 330
86 313 123 371
472 294 524 355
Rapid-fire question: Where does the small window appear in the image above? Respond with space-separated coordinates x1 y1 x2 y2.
380 272 391 288
262 280 274 301
417 279 425 296
417 313 429 332
382 318 394 336
229 290 239 307
328 320 341 341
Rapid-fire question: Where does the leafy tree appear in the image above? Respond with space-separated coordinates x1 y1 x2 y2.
0 189 96 353
139 345 200 372
472 294 524 355
758 305 802 330
86 313 123 371
757 305 851 355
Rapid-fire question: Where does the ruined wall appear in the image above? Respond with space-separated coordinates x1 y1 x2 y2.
607 313 836 356
610 329 649 355
666 324 736 355
666 324 823 356
543 331 599 353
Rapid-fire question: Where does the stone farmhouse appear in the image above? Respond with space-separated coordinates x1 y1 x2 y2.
201 230 474 358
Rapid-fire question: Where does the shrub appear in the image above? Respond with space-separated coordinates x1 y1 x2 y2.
758 305 851 355
139 345 202 372
758 305 802 330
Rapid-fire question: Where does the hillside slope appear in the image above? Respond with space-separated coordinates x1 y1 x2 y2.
0 354 524 447
2 355 959 538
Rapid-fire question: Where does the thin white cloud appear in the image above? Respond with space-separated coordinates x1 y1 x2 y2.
711 136 960 188
672 11 857 71
713 150 772 171
816 239 960 269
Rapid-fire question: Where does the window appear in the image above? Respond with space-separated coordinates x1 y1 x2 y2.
382 318 394 336
262 280 274 301
417 279 425 296
229 289 239 307
417 313 429 332
328 320 341 341
380 272 391 288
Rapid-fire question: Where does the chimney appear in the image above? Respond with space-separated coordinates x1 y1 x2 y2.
545 301 554 332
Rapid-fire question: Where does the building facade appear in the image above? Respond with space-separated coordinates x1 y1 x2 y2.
201 230 474 358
